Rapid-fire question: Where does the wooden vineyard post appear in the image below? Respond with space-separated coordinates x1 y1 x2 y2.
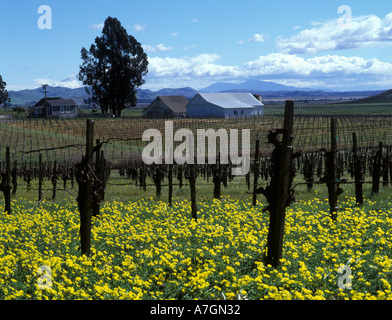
4 147 12 214
168 147 173 207
266 100 295 268
92 139 101 217
352 133 364 205
189 163 198 222
153 165 163 197
222 164 228 188
11 160 18 195
372 141 383 196
389 147 392 186
213 158 221 200
100 151 106 202
51 160 58 201
253 140 260 206
93 140 109 217
383 146 389 188
38 153 43 202
139 163 147 192
168 164 173 207
303 154 314 192
77 119 94 256
327 118 338 221
246 170 250 191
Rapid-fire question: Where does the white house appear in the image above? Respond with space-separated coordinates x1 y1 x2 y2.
186 93 264 118
31 97 78 118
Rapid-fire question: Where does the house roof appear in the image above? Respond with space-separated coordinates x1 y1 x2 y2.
157 96 188 113
33 97 77 108
144 96 188 114
195 93 264 109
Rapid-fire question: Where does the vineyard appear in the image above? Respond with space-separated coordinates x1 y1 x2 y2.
2 105 392 166
2 104 392 203
1 102 392 300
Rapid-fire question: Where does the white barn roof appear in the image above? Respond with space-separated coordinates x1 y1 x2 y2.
196 93 264 109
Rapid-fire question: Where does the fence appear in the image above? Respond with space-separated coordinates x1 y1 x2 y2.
2 112 392 166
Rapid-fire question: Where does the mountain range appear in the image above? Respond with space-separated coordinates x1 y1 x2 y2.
7 80 388 106
8 87 89 106
200 79 311 93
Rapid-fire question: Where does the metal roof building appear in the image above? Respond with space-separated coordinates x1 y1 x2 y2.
186 93 264 118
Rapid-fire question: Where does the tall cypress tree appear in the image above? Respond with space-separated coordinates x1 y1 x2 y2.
79 17 149 117
0 75 9 106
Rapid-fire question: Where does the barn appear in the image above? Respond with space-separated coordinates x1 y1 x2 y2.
143 96 188 118
31 97 78 118
186 93 264 118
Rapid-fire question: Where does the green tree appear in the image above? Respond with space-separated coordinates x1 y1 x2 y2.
0 75 9 106
78 17 149 117
12 106 25 118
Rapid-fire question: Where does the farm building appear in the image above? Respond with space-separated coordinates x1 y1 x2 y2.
143 96 188 118
186 93 264 118
31 97 78 118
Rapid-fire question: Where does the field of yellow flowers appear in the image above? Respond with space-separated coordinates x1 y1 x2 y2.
0 187 391 300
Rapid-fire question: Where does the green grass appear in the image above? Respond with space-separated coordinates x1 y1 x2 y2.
264 104 392 116
10 168 392 210
0 108 29 118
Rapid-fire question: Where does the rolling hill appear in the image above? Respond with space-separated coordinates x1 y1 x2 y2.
8 86 198 106
347 89 392 104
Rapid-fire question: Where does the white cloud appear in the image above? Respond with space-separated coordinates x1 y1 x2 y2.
192 19 198 23
134 23 147 32
16 51 392 92
171 32 179 37
88 23 104 31
7 85 36 91
34 74 82 89
276 13 392 54
146 52 392 90
238 33 268 44
243 53 392 78
248 33 268 42
185 44 198 50
147 54 241 80
143 43 173 53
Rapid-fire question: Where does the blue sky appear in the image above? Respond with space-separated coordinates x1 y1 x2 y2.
1 0 392 91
